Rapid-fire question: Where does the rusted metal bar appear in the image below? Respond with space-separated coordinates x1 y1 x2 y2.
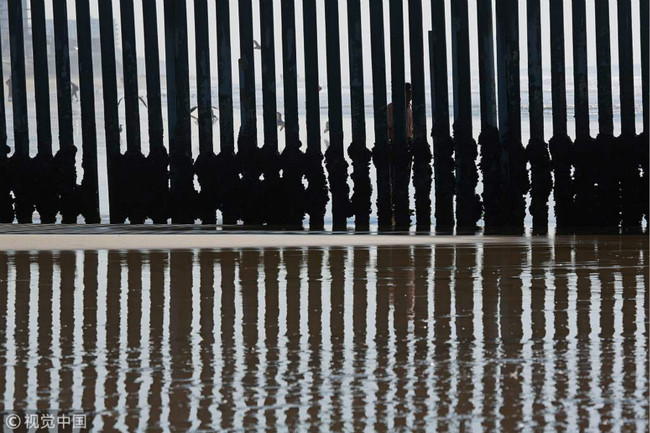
30 0 57 223
215 0 238 225
302 0 327 230
142 0 169 224
369 0 392 231
52 0 77 223
450 0 480 229
165 0 195 223
259 0 282 226
495 0 528 229
389 0 410 230
429 2 454 229
324 0 350 230
280 0 306 228
98 0 122 223
193 0 218 224
76 0 100 223
347 0 371 230
526 0 551 233
8 0 33 222
408 0 432 231
0 16 10 223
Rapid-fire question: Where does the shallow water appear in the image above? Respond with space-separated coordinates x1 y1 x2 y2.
0 236 647 431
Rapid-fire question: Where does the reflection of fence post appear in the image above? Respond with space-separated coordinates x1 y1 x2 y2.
324 0 350 231
30 0 57 223
120 0 147 224
215 0 238 225
496 0 528 230
617 0 641 229
641 0 649 223
477 0 500 228
429 4 454 230
8 0 32 222
347 0 371 231
259 0 281 226
526 0 551 233
408 0 432 231
450 0 480 230
193 0 219 225
369 0 392 231
98 0 122 223
389 0 411 230
594 0 617 227
302 0 328 230
53 0 78 223
0 17 10 223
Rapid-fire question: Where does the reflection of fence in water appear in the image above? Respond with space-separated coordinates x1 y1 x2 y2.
0 243 647 429
0 0 647 232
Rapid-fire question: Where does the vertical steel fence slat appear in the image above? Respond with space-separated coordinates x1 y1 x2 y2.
302 0 327 230
324 0 350 231
527 0 551 233
640 0 649 223
347 0 371 230
0 13 10 222
369 0 392 230
76 0 100 223
98 0 122 223
8 0 32 222
408 0 432 231
450 0 480 229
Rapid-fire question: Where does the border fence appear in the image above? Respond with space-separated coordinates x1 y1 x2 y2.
0 0 647 232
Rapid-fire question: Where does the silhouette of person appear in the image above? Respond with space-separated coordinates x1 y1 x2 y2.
387 82 413 142
71 82 79 102
5 76 11 101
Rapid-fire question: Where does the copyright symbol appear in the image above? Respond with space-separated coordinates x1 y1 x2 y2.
5 414 21 429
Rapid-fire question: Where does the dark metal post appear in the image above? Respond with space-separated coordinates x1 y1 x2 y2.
547 0 573 229
215 0 238 225
193 0 218 224
408 0 432 231
347 0 371 230
477 0 501 228
142 0 169 224
259 0 281 226
76 0 100 223
98 0 122 223
369 0 392 230
302 0 327 230
594 0 618 227
238 0 261 224
450 0 480 229
53 0 78 223
429 2 454 229
617 0 641 228
0 17 10 223
119 0 146 224
495 0 528 229
389 0 410 230
8 0 33 222
30 0 57 223
280 0 306 228
324 0 350 230
526 0 551 233
640 0 649 222
165 0 195 223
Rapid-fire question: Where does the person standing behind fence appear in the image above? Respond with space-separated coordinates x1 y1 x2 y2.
387 82 413 142
5 76 11 101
